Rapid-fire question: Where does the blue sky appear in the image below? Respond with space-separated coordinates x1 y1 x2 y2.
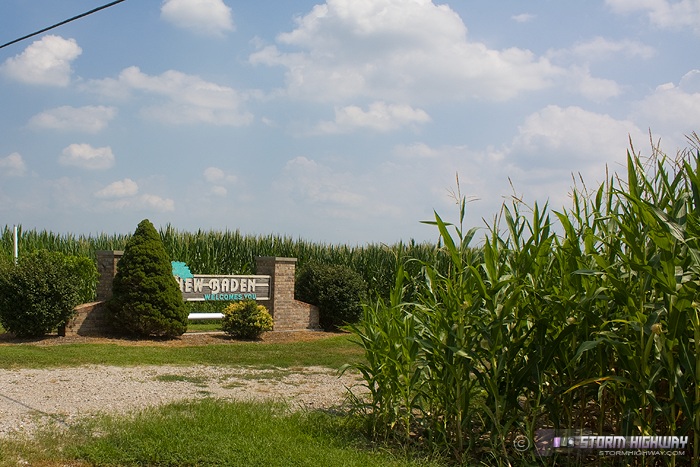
1 0 699 245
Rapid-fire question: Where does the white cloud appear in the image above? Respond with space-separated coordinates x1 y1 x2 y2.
29 106 117 133
0 35 81 86
250 0 560 103
161 0 234 37
508 105 646 175
545 38 654 101
606 0 700 33
0 153 27 177
203 166 237 196
59 144 115 170
392 142 440 159
566 66 622 101
210 185 228 197
203 166 237 183
89 66 252 126
94 176 174 212
632 70 700 135
282 156 366 208
316 101 430 133
140 194 175 212
574 37 655 60
275 111 655 240
512 13 536 23
95 179 139 198
680 69 700 92
278 148 499 233
101 194 175 212
549 37 655 63
419 106 647 214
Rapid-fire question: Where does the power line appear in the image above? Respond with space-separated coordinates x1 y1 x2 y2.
0 0 127 50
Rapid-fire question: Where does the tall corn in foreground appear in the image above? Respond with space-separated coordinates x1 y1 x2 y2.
348 135 700 466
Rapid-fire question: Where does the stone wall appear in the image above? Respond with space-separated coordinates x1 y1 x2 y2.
256 256 320 331
61 250 123 337
96 250 123 301
62 302 110 336
62 252 319 336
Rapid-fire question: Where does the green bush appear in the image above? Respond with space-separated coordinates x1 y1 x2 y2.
0 250 97 337
295 262 367 331
69 254 100 304
221 299 273 339
108 219 188 337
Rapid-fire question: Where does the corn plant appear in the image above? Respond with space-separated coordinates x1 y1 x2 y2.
348 135 700 466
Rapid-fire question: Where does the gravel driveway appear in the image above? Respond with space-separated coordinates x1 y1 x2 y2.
0 332 364 438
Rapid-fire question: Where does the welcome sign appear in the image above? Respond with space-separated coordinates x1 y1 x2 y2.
172 261 271 302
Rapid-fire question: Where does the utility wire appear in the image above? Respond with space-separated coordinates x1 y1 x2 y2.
0 0 127 50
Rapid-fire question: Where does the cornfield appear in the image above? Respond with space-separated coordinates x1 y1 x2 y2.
0 223 447 301
348 136 700 466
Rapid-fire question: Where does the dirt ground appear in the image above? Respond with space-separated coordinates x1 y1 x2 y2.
0 330 345 347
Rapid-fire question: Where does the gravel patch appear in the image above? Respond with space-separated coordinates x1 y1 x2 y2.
0 364 364 438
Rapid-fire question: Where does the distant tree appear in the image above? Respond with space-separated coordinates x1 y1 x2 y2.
108 219 187 337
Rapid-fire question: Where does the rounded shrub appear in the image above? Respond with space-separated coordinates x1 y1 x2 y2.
221 299 273 339
108 219 188 337
295 262 367 331
0 250 97 338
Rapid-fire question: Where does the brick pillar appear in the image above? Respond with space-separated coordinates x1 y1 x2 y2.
96 250 123 301
256 256 319 331
62 250 123 337
255 256 295 319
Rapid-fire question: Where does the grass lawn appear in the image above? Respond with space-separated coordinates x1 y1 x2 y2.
0 399 446 467
0 334 363 369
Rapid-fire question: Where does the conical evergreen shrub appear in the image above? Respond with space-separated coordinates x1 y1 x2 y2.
108 219 187 337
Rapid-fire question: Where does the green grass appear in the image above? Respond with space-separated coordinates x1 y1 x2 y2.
0 399 445 467
0 335 363 370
